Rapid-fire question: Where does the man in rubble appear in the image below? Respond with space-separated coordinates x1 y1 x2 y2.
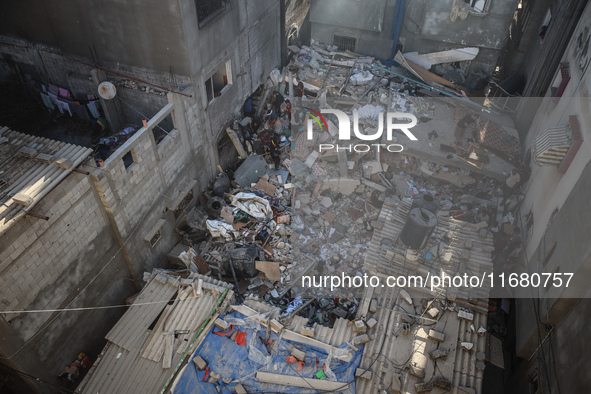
454 113 478 145
260 128 282 170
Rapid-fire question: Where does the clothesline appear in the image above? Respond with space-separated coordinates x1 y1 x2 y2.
39 83 102 120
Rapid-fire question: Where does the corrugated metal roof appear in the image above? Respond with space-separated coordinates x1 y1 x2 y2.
0 126 93 236
79 273 234 394
363 198 493 305
355 197 492 393
356 285 488 394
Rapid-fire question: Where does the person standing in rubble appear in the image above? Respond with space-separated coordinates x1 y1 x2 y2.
501 168 521 203
296 77 304 106
272 91 285 116
260 129 281 170
454 113 478 145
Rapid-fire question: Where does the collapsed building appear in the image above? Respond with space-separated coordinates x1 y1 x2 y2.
3 0 586 393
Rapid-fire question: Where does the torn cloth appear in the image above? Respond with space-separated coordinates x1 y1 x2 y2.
230 192 272 221
206 220 239 240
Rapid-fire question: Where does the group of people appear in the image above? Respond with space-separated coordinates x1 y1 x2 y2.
240 79 302 170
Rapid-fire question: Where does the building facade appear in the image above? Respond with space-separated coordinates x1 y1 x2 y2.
0 0 283 391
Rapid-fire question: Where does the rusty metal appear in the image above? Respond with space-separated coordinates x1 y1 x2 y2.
73 59 192 98
26 212 49 221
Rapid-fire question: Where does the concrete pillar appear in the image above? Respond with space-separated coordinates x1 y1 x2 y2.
91 69 123 132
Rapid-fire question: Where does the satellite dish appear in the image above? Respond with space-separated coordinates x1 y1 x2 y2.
98 81 117 100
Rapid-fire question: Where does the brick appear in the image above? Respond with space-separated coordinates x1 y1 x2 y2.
291 347 305 361
366 318 378 329
457 310 474 321
213 318 229 331
352 334 370 345
300 328 315 338
234 384 247 394
433 376 452 390
430 349 447 360
428 330 445 342
426 308 440 319
352 320 366 334
192 355 207 370
355 368 372 380
18 146 37 158
415 382 433 392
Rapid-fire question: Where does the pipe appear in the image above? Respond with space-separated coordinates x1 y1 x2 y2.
73 59 192 98
384 0 407 65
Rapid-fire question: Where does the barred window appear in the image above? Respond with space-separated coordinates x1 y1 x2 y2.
196 0 226 28
333 35 357 52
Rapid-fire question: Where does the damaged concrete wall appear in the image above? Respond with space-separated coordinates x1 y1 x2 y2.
512 3 591 388
0 172 134 390
179 0 281 160
0 90 214 391
0 0 191 76
310 0 518 76
310 0 396 59
0 37 188 130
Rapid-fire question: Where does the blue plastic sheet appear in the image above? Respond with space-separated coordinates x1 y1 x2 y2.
173 312 363 393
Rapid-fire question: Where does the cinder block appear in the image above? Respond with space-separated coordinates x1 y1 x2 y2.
234 384 247 394
428 329 445 342
352 334 370 346
433 376 452 390
214 318 229 330
291 347 306 361
352 320 366 334
355 368 372 380
415 382 433 392
19 147 37 158
12 192 34 206
458 310 474 321
426 307 440 319
430 349 447 360
366 318 378 329
192 355 207 370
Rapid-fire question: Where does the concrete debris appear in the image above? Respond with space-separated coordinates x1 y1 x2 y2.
430 348 448 360
461 342 474 351
415 381 433 392
192 355 207 370
366 318 378 329
352 319 367 334
458 310 474 321
291 347 306 361
214 318 229 331
355 368 372 380
428 329 445 342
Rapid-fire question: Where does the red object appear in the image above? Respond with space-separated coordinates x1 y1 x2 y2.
297 361 304 372
235 331 247 347
286 356 297 363
202 367 210 382
214 325 236 337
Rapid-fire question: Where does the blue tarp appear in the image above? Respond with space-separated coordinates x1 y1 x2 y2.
173 312 362 393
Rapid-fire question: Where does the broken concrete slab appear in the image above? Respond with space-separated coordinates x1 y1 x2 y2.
291 347 306 361
322 178 361 195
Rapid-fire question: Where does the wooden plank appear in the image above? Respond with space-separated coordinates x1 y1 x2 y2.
256 372 349 391
225 127 247 159
255 261 281 282
162 333 173 369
